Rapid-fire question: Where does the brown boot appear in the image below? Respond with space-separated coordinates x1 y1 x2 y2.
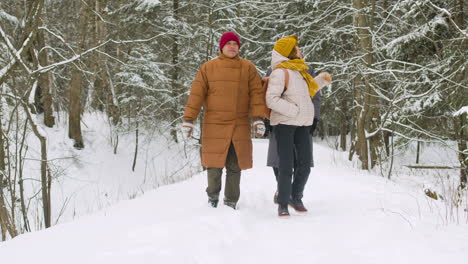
289 198 307 213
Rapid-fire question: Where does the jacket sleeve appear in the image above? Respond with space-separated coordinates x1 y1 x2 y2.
248 63 265 118
266 69 299 118
311 90 321 120
183 64 208 121
265 67 272 77
307 65 317 77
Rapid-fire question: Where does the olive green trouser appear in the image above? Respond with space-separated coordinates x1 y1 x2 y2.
206 142 241 203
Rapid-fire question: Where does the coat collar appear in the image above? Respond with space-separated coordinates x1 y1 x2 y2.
218 52 241 61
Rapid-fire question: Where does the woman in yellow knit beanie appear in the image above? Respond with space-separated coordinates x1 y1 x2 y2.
265 35 331 218
273 35 298 57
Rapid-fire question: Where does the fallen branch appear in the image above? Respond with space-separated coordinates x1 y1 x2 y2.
405 165 461 169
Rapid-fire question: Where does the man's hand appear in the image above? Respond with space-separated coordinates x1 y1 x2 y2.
253 120 266 138
181 121 195 139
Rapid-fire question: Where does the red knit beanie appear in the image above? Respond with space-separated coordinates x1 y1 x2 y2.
219 32 241 50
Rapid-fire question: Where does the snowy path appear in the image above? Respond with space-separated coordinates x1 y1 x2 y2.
1 139 467 264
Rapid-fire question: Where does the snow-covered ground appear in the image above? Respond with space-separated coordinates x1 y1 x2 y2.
1 138 467 264
19 112 201 227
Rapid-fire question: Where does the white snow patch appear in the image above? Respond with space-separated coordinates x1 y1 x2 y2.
135 0 161 11
0 9 19 25
453 106 468 117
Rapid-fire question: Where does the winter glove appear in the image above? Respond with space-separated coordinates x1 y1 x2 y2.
310 118 319 135
181 120 195 139
315 72 332 89
253 119 266 138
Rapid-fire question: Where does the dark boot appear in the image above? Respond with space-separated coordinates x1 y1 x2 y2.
289 198 307 213
278 204 290 218
208 199 218 208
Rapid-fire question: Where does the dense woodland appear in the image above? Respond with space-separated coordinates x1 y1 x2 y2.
0 0 466 239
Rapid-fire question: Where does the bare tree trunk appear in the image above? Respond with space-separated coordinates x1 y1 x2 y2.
383 130 390 156
0 197 16 240
451 0 466 187
18 119 30 232
22 99 51 228
369 0 383 169
170 0 181 142
91 0 120 124
387 127 394 180
69 0 89 149
454 0 464 28
91 0 102 111
416 138 421 164
69 70 84 148
0 115 16 240
0 111 18 239
340 95 347 151
37 19 55 127
366 84 382 168
357 105 368 170
455 113 467 189
353 71 368 169
132 99 141 171
132 119 139 172
105 63 120 124
348 78 358 161
25 2 54 125
353 0 381 169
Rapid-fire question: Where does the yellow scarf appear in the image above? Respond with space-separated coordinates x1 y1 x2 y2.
275 59 319 97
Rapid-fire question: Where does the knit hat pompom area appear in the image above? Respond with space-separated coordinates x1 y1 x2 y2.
273 35 298 57
219 32 241 50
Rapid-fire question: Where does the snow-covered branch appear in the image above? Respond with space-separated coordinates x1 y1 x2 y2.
34 34 165 74
428 2 468 38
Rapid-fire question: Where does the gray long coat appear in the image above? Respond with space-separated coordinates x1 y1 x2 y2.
265 66 321 168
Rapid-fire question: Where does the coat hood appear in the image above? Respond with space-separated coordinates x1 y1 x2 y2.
271 49 289 70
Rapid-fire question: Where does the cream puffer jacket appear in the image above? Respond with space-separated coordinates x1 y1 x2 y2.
266 50 314 126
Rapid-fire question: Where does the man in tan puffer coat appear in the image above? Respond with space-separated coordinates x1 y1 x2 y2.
181 32 266 209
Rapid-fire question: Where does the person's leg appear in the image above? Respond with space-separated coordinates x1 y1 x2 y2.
273 167 279 181
293 145 298 181
206 167 223 207
291 126 312 201
275 124 296 206
224 142 241 208
273 167 279 204
310 133 314 168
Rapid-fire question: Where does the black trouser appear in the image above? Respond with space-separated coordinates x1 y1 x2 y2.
273 142 305 192
273 149 298 181
274 124 311 205
206 142 241 203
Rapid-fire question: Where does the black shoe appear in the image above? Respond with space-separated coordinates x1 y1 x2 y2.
273 191 278 204
278 204 290 218
289 198 307 213
224 200 237 210
208 199 218 208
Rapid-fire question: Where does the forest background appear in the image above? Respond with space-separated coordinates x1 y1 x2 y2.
0 0 466 240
